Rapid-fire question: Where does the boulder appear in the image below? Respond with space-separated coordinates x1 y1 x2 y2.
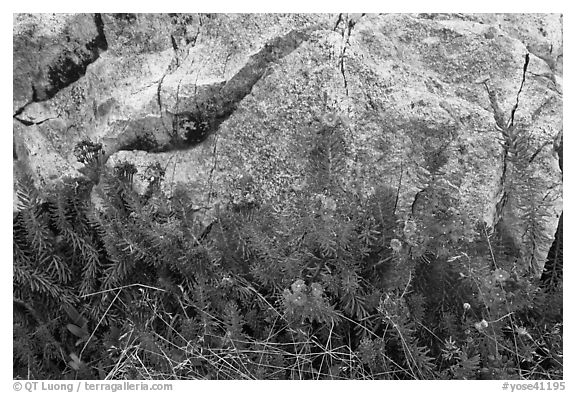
13 13 562 274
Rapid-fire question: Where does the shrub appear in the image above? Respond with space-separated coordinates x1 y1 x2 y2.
13 139 562 379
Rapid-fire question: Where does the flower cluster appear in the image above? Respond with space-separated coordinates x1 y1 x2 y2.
322 112 340 127
282 279 335 324
73 140 105 165
474 319 489 332
390 238 402 254
493 268 511 283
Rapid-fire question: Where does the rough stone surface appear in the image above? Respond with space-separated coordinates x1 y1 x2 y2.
13 13 562 273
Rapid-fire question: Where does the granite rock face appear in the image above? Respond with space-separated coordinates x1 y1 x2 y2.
13 13 562 273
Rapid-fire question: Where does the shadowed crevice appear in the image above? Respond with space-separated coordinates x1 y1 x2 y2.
14 13 108 120
117 27 318 154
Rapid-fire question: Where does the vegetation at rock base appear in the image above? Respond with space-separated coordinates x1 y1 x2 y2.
13 140 562 380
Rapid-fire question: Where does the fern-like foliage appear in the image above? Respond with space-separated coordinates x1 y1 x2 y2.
13 174 76 310
13 130 562 380
307 123 347 194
